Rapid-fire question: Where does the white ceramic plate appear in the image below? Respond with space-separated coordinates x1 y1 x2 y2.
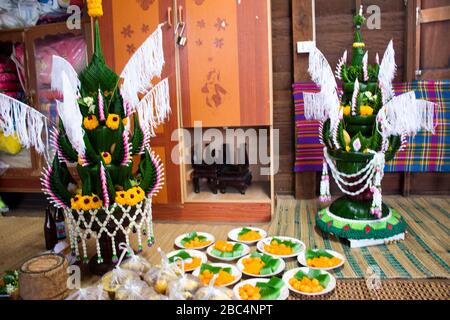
174 232 215 250
297 249 346 271
282 267 336 296
233 278 289 301
206 241 250 261
228 227 268 244
236 254 285 278
166 249 208 272
192 263 242 287
256 236 305 259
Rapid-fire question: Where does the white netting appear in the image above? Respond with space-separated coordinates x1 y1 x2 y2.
64 197 154 264
322 148 385 218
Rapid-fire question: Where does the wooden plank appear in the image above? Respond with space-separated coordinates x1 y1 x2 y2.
420 6 450 23
292 0 314 81
292 0 316 199
153 202 272 222
405 0 417 81
98 0 115 70
416 0 422 79
237 0 271 126
420 67 450 79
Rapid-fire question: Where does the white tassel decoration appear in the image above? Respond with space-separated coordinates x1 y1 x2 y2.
120 25 165 109
57 72 85 155
416 100 436 134
378 40 397 105
0 93 49 158
135 78 171 137
51 55 80 95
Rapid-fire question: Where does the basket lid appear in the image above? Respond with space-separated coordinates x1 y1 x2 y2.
20 254 65 274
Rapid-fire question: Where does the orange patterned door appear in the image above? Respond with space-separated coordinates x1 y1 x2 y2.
101 0 181 204
179 0 271 128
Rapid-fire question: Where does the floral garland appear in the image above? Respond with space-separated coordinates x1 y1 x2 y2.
65 197 155 264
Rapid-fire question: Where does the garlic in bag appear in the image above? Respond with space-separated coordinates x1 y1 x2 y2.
66 284 110 300
166 257 202 300
115 279 168 300
143 248 178 295
119 243 152 275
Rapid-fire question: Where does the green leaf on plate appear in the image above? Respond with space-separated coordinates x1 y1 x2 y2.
305 248 334 260
168 251 192 263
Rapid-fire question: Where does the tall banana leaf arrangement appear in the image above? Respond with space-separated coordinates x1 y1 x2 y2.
41 1 170 274
304 6 436 248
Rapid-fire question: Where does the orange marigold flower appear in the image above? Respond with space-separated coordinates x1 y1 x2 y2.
101 151 112 165
115 191 128 206
83 115 99 130
71 195 82 210
106 114 120 130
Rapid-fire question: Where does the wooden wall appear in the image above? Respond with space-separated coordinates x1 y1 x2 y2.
272 0 295 194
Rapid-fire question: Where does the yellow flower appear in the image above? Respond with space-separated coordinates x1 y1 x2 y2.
104 90 113 97
79 196 93 211
83 115 99 130
91 194 103 210
115 191 128 206
122 118 128 126
101 152 112 165
343 106 351 116
87 0 103 18
360 105 374 116
71 195 82 210
106 114 120 130
134 186 145 202
126 188 141 206
346 145 351 152
353 42 365 48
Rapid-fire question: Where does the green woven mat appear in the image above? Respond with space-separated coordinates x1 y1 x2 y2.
271 196 450 279
289 278 450 300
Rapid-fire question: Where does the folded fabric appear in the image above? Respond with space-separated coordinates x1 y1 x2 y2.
0 73 18 83
0 82 21 91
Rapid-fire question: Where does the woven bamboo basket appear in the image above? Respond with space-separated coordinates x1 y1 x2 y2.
19 253 68 300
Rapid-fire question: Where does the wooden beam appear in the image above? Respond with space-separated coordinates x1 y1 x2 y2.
420 6 450 24
404 0 417 81
292 0 317 199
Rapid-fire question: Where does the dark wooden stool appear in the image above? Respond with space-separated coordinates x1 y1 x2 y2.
217 143 252 194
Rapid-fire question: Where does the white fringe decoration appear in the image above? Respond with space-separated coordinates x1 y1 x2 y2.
335 50 347 80
57 72 85 155
416 99 436 134
378 40 396 105
0 93 49 158
135 78 171 138
362 51 369 81
351 79 360 116
51 55 80 95
120 24 165 109
304 47 340 121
